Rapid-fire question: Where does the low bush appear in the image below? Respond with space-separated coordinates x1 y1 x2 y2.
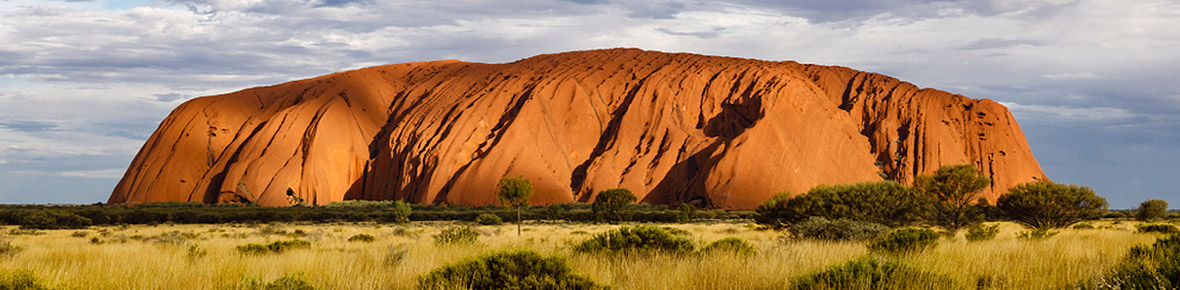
756 181 934 228
347 233 376 243
0 235 21 256
789 256 955 290
474 214 503 226
965 223 1000 242
417 250 604 290
0 269 50 290
573 225 694 254
788 217 889 241
236 240 311 255
1016 229 1059 240
1137 224 1179 234
238 274 319 290
1072 223 1095 230
20 211 92 230
1082 234 1180 289
868 228 939 255
433 226 478 246
699 237 757 256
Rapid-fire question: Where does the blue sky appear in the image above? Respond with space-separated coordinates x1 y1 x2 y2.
1 0 1177 208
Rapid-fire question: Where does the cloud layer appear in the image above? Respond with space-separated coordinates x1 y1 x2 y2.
1 0 1178 207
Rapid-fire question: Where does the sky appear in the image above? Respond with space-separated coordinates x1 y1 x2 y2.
0 0 1177 209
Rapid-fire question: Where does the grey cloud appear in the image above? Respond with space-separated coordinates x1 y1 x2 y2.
0 120 60 132
958 38 1041 50
151 93 189 102
656 27 724 39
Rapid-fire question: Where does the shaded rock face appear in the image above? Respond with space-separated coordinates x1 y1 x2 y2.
109 49 1046 208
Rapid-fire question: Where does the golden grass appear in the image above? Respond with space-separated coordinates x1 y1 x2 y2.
0 221 1162 289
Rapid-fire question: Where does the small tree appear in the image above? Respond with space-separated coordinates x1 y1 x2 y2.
914 164 991 233
592 188 637 223
1135 199 1169 221
496 176 533 236
392 200 412 224
997 180 1108 230
677 203 696 223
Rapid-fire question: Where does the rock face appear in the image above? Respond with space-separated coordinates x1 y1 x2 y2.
109 48 1046 208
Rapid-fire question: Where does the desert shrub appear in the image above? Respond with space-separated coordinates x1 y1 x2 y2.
392 201 412 224
789 256 955 290
186 244 208 261
914 164 992 233
385 245 409 266
677 203 696 223
237 274 319 290
1137 224 1179 234
433 226 478 246
347 233 376 243
1136 199 1170 221
868 228 939 254
1073 223 1095 230
757 181 935 228
0 235 22 256
0 269 50 290
1016 229 1059 240
592 188 637 223
236 240 311 255
20 211 91 230
699 237 757 256
997 180 1107 229
787 217 890 241
965 223 1000 242
417 250 604 290
573 225 694 254
1082 234 1180 289
70 231 89 238
474 214 503 226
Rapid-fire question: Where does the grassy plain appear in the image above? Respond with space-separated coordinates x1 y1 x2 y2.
0 220 1164 289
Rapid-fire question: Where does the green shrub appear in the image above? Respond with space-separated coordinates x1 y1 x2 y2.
19 211 91 230
236 240 311 255
237 274 319 290
1073 223 1095 230
789 256 955 290
1135 199 1169 221
965 223 1000 242
474 214 503 226
433 226 478 246
914 164 992 233
593 188 637 223
573 225 694 254
392 201 412 224
788 217 890 241
699 237 757 256
677 203 695 223
1082 234 1180 289
756 181 935 228
0 269 49 290
1016 229 1059 240
348 233 376 243
1137 224 1179 234
417 250 604 290
997 180 1107 229
868 228 939 254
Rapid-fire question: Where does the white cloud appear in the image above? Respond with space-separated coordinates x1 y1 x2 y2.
1000 102 1135 122
1041 72 1100 80
59 168 125 179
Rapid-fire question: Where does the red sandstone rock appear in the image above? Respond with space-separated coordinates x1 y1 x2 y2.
108 49 1046 208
